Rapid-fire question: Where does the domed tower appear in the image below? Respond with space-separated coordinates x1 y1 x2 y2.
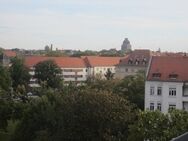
121 38 132 53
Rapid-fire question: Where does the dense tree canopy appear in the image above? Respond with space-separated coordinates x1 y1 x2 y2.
9 57 31 89
128 110 188 141
11 90 136 141
0 65 11 91
34 60 62 88
114 73 145 109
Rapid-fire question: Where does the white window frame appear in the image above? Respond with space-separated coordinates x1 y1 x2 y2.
157 87 162 96
169 88 176 96
150 102 155 111
157 103 162 111
150 86 155 95
169 104 176 110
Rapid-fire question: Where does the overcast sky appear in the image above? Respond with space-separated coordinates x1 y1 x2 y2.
0 0 188 52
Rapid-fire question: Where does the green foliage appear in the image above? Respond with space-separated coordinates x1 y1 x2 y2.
34 60 62 88
46 51 68 57
104 69 114 80
0 65 11 91
0 89 13 130
128 110 188 141
9 57 31 89
11 90 136 141
99 49 125 57
114 73 145 110
71 50 98 57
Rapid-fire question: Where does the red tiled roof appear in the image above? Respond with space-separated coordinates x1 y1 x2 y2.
24 56 86 68
118 49 151 66
3 50 17 57
147 56 188 82
84 56 122 67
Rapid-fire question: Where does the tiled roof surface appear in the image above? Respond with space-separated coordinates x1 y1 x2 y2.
3 50 17 57
24 56 86 68
147 56 188 82
118 49 151 66
84 56 122 67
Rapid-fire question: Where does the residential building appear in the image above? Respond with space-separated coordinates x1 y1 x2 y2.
83 56 122 79
145 56 188 113
0 50 17 66
24 56 88 86
115 49 151 79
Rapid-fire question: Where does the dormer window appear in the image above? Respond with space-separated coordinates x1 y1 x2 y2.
128 58 133 64
142 58 147 65
135 58 139 65
169 74 178 80
152 73 161 78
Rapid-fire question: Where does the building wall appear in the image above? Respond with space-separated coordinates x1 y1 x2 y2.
91 66 116 79
115 65 146 79
145 81 184 113
62 68 87 82
29 67 88 87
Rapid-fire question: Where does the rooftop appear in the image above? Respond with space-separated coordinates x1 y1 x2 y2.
118 49 151 66
83 56 122 67
3 50 17 57
24 56 86 68
147 56 188 82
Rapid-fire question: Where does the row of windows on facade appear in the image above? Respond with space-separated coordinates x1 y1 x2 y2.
125 68 137 73
150 102 176 111
96 67 113 72
150 86 176 96
127 58 147 65
63 75 83 78
63 69 85 72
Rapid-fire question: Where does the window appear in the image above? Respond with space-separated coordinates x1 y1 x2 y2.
128 59 133 64
157 87 162 95
169 74 178 80
157 103 162 111
150 103 154 111
150 86 155 95
152 73 161 78
169 104 176 110
169 88 176 96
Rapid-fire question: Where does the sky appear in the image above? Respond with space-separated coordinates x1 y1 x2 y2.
0 0 188 52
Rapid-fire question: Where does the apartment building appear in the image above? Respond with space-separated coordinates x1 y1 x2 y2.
115 49 151 79
83 56 121 79
24 56 87 86
145 56 188 113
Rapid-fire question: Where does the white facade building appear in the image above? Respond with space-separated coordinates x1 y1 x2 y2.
25 56 88 86
145 56 188 113
83 56 121 79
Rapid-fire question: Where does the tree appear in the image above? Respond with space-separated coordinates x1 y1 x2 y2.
128 110 188 141
0 65 11 91
11 89 136 141
114 73 145 110
34 60 62 88
0 88 13 130
9 57 31 89
104 69 114 80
